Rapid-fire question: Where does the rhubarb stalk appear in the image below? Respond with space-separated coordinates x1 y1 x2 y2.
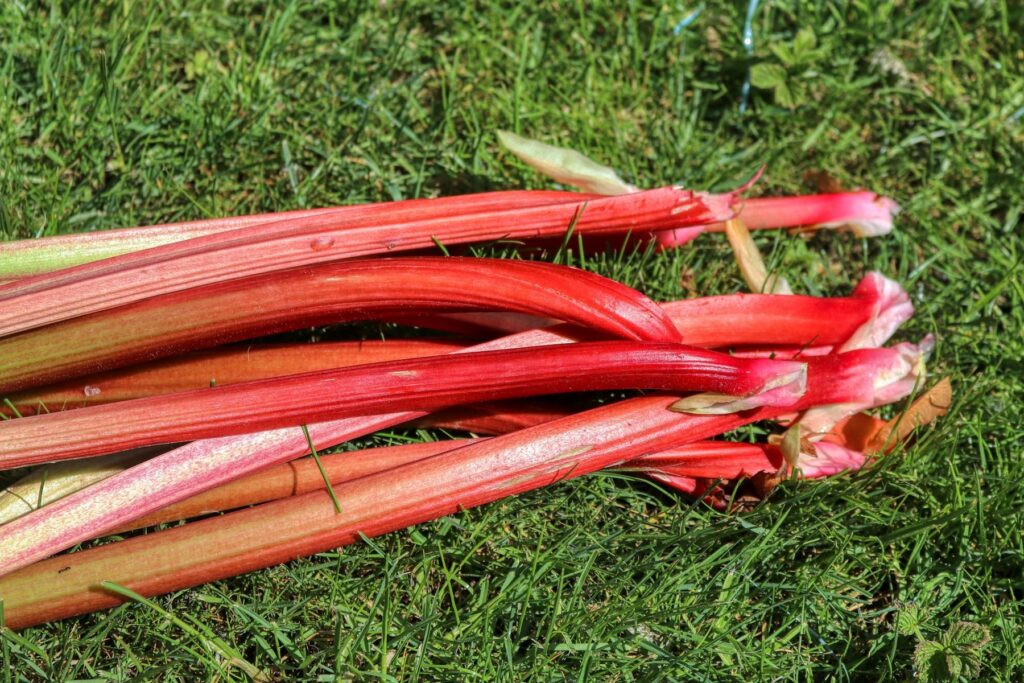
0 190 588 278
0 257 680 392
0 341 807 467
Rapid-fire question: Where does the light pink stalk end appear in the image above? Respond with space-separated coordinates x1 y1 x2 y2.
843 272 915 351
815 193 901 237
798 336 933 438
796 441 869 478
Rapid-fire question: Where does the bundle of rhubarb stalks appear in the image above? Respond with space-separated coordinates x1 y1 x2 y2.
0 134 947 631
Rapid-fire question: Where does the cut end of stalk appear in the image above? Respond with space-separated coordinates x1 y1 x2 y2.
796 441 869 478
670 364 807 415
496 130 638 196
871 335 934 406
798 336 935 438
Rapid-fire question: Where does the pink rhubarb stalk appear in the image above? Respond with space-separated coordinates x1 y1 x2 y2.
117 439 793 533
0 341 806 467
0 187 731 336
0 257 679 392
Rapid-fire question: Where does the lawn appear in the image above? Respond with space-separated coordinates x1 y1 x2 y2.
1 0 1022 680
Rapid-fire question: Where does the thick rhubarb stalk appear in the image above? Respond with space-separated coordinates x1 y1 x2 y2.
0 341 806 467
4 280 889 412
0 344 912 581
5 340 466 415
0 257 680 392
0 345 915 626
0 187 731 336
0 190 588 278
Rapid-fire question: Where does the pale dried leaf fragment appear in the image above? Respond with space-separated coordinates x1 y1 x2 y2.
723 218 792 294
869 377 952 451
497 130 639 196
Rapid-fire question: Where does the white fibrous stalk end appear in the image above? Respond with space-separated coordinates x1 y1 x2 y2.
819 194 901 237
843 272 914 351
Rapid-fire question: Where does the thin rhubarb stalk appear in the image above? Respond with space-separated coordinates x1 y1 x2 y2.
0 344 917 625
0 191 899 280
0 190 588 278
0 341 807 467
0 187 731 336
0 257 680 392
0 343 913 581
497 130 897 246
655 192 901 247
118 440 466 532
5 340 466 415
119 440 793 533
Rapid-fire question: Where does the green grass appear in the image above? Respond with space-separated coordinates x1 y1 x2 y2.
1 0 1022 679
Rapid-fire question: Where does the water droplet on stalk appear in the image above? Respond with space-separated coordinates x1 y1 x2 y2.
310 237 335 251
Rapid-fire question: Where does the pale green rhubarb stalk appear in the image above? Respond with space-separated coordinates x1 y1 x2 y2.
0 186 732 337
0 343 925 627
0 190 587 277
0 256 681 393
0 450 157 524
0 341 807 467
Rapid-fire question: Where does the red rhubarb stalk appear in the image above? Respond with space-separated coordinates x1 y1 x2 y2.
0 187 731 336
4 340 466 415
0 257 680 392
0 344 920 625
4 276 895 411
0 341 806 467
